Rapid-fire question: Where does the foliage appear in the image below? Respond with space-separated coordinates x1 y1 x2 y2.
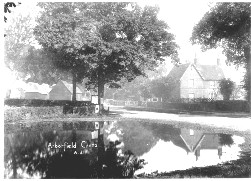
4 2 21 23
4 124 145 179
4 14 34 71
150 76 179 101
219 78 235 100
34 2 100 100
146 100 249 113
19 47 73 85
219 134 234 147
191 2 250 64
4 99 91 107
191 2 251 109
4 106 61 122
82 3 179 89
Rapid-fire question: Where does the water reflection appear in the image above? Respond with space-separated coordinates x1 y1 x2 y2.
4 120 245 178
4 121 145 178
104 121 243 174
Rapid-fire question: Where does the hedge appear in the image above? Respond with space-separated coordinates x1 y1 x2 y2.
4 106 63 122
148 100 249 113
4 98 91 107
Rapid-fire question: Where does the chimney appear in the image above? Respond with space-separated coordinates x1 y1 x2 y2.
218 146 222 159
195 148 200 161
217 57 221 66
194 53 198 65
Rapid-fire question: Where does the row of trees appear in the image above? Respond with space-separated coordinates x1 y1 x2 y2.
104 75 178 102
4 2 179 111
105 74 240 102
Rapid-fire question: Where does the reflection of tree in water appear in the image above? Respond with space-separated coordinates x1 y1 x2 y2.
116 121 159 156
110 121 181 157
101 141 146 178
4 125 145 178
219 134 234 147
140 122 181 142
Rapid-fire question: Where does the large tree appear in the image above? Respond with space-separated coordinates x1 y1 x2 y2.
35 2 179 108
191 2 251 111
34 2 99 101
82 3 179 109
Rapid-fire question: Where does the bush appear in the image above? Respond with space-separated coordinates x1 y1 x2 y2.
148 100 249 113
4 99 91 107
4 106 63 122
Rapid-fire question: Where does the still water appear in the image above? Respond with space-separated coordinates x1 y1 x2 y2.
4 120 245 178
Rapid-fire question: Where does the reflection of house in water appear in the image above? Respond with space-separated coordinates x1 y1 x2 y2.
172 128 222 161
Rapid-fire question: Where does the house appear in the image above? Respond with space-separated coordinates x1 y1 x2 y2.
48 80 91 101
166 58 225 99
24 82 51 100
176 128 222 161
6 81 50 100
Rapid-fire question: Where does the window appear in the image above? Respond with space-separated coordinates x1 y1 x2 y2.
152 98 158 102
190 129 194 136
189 79 194 88
210 81 215 88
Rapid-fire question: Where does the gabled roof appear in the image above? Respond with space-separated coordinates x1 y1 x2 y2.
199 134 219 150
167 63 190 81
61 81 83 94
195 65 225 81
167 63 225 81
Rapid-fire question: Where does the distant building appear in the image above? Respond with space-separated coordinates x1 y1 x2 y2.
48 80 91 101
166 58 225 99
175 128 222 161
24 82 51 100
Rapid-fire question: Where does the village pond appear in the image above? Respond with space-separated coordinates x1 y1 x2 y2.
4 120 251 178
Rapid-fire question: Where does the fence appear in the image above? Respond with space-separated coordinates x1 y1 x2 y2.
125 101 138 106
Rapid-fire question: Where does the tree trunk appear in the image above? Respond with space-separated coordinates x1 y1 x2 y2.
248 46 251 113
12 149 17 179
72 70 77 102
98 78 105 112
98 66 105 112
249 12 251 113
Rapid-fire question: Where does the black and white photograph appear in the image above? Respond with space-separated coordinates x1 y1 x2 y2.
3 0 251 179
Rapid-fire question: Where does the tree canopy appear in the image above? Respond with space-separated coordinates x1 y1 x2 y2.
191 2 251 110
191 2 250 65
34 2 179 104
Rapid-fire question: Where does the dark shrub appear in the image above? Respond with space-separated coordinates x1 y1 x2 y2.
148 99 249 113
4 99 91 107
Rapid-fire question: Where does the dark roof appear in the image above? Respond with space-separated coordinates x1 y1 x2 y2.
171 135 191 152
167 63 225 81
199 134 219 150
194 65 225 81
167 63 190 81
61 81 83 94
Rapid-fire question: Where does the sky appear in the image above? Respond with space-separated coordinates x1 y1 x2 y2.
3 0 246 92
